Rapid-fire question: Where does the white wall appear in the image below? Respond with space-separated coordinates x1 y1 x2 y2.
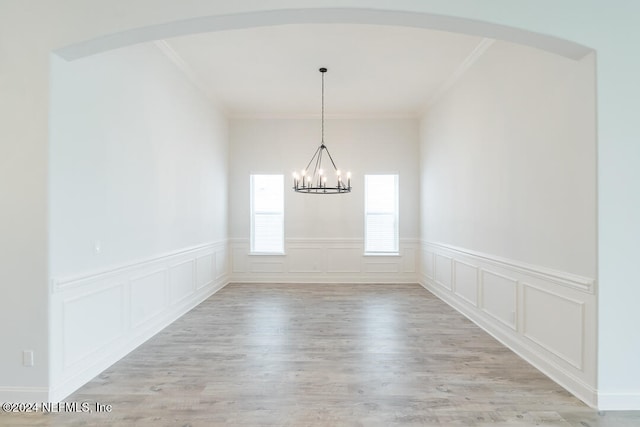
0 4 51 401
419 41 597 405
48 42 229 399
229 118 420 282
420 41 596 277
50 44 228 278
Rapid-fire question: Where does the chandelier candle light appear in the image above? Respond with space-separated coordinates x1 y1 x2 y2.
293 67 351 194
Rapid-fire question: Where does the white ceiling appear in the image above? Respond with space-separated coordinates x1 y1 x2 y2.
163 24 487 118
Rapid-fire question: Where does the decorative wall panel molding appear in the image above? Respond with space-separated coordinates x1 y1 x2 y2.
169 260 196 303
522 283 584 370
419 240 597 408
50 240 229 402
196 254 214 289
453 260 478 306
480 270 518 330
435 254 453 290
422 250 435 279
215 248 227 280
250 258 286 273
62 285 125 368
232 247 248 273
425 241 595 293
327 248 363 273
129 269 167 328
288 247 324 273
230 238 418 283
364 260 400 273
403 248 417 273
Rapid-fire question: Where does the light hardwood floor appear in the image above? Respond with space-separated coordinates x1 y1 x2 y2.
2 283 639 426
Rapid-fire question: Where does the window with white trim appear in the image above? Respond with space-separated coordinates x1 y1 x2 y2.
365 174 399 254
250 174 284 254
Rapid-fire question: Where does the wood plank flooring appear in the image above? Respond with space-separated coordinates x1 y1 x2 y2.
2 283 639 426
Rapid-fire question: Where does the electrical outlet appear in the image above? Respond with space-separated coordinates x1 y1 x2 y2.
94 240 102 254
23 350 34 367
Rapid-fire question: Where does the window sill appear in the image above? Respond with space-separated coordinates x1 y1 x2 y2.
364 252 400 257
248 252 286 256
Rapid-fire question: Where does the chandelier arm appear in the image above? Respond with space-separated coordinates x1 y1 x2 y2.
303 145 322 173
314 148 323 186
323 145 339 171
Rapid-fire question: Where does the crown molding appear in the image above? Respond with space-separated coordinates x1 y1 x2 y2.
420 37 495 115
228 112 421 120
153 40 228 114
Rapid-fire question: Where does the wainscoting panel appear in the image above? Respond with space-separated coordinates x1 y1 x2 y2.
435 254 453 290
130 269 167 328
288 248 324 273
215 248 227 280
50 241 229 402
169 260 195 303
327 248 362 273
230 238 418 283
364 260 400 273
423 250 435 279
523 284 584 370
481 270 517 330
62 284 124 368
196 253 214 289
403 247 417 273
453 260 478 306
249 257 285 273
418 241 597 408
232 247 248 273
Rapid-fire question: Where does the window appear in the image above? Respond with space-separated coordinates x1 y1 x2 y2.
250 174 284 254
365 174 399 254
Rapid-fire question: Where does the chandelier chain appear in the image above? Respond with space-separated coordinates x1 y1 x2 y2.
321 70 324 144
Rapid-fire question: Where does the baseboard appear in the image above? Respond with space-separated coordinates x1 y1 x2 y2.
419 277 597 408
228 277 419 284
597 392 640 411
0 386 49 402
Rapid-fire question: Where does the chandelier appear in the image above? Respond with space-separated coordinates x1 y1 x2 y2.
292 67 351 194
